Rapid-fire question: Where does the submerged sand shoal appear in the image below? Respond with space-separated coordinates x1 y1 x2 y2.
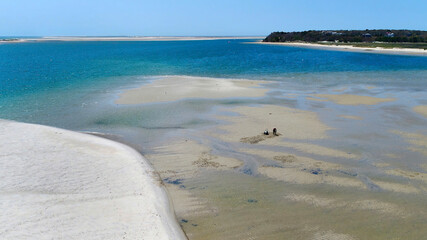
116 76 269 105
0 120 185 240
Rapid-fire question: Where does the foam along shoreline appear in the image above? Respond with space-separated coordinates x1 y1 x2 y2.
3 36 263 43
0 120 186 240
256 41 427 56
116 76 269 105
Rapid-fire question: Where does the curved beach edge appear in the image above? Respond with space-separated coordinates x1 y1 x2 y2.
0 119 186 240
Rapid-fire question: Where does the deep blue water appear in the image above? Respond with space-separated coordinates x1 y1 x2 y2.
0 39 426 127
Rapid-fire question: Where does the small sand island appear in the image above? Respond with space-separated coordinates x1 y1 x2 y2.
261 29 427 55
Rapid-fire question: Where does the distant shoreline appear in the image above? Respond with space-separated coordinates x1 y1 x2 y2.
1 36 263 43
255 41 427 56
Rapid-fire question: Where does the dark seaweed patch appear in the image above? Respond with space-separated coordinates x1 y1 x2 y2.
242 168 253 175
337 169 358 177
164 178 183 185
306 168 322 175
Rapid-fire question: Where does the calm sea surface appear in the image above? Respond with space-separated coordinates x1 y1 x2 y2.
1 39 427 125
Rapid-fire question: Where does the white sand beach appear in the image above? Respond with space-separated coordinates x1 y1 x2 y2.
0 120 186 240
256 41 427 56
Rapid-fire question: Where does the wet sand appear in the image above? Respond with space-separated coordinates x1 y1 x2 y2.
312 94 395 105
339 115 363 120
215 104 331 142
112 75 427 239
414 105 427 119
392 130 427 157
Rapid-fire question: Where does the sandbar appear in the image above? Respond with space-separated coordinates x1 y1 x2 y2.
313 94 394 105
216 104 331 143
284 194 407 217
392 130 427 157
339 115 363 120
116 76 269 105
414 105 427 119
0 120 185 239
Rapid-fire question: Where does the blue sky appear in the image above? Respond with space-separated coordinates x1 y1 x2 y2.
1 0 426 36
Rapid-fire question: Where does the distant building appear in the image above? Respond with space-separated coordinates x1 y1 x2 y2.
363 33 372 38
386 32 395 37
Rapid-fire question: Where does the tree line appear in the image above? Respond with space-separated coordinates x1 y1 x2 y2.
263 30 427 43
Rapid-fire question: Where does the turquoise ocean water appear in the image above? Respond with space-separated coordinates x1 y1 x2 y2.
1 39 426 127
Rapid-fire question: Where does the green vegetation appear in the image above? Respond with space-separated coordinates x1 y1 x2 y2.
264 30 427 49
0 38 18 42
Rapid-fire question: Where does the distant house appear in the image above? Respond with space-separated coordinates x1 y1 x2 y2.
363 33 372 38
386 32 395 37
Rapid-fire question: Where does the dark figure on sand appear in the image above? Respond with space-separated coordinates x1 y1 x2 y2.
273 128 277 136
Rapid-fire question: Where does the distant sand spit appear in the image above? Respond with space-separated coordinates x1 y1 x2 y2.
256 41 427 56
0 120 186 240
116 76 269 105
4 36 263 43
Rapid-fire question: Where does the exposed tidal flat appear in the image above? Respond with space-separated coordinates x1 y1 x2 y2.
1 40 427 239
109 75 427 239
